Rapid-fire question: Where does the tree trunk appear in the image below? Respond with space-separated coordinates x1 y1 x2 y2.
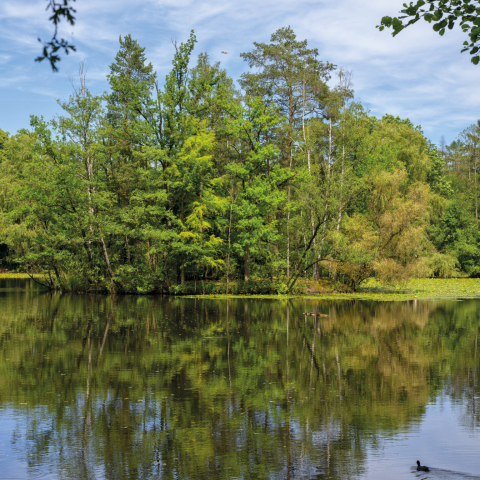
99 228 114 279
337 141 345 232
287 187 290 279
244 245 250 281
226 195 234 293
287 149 293 278
475 149 478 229
125 236 131 265
302 77 318 280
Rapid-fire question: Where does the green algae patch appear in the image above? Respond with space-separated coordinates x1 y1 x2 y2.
359 278 480 299
184 278 480 301
0 273 37 279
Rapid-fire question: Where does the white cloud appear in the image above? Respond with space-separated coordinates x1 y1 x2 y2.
0 0 479 144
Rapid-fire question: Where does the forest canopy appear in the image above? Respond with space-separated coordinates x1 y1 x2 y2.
0 27 477 294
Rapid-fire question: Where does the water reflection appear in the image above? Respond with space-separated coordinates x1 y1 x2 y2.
0 281 480 479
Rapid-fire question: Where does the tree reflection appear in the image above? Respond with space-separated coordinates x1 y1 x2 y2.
0 288 480 479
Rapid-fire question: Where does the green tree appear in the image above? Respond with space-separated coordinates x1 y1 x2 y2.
240 26 335 166
461 121 480 226
331 169 432 289
240 27 336 280
222 96 290 282
5 27 477 291
426 147 453 197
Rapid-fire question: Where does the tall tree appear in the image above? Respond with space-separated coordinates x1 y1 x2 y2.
240 27 335 279
240 26 335 166
221 96 290 282
460 121 480 227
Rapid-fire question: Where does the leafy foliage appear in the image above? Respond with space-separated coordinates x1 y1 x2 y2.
36 0 77 71
2 27 476 293
378 0 480 64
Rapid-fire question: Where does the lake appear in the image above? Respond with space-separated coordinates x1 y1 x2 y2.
0 278 479 479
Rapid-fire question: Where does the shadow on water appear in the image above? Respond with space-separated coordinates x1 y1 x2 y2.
0 279 479 479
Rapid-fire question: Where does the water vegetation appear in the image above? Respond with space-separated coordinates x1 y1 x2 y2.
0 272 36 278
189 278 480 300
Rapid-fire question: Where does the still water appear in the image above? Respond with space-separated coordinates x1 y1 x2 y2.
0 278 480 479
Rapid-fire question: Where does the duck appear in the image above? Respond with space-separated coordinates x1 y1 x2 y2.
416 460 429 472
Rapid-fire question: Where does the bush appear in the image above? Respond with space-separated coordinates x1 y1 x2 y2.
426 253 459 278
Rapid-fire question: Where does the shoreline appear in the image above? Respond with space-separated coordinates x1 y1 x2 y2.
2 275 480 301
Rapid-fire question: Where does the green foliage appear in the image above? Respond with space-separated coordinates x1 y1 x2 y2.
425 252 459 277
3 28 479 293
355 114 430 181
35 0 77 71
378 0 480 64
0 128 7 157
240 25 335 135
331 169 432 290
426 147 453 197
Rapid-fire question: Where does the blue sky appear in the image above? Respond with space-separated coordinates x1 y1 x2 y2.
1 0 479 145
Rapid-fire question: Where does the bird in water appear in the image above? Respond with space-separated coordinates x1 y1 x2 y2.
416 460 429 472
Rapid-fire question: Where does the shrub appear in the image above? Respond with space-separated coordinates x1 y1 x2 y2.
426 253 459 278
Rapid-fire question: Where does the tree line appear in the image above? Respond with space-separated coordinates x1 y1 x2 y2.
0 27 476 293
